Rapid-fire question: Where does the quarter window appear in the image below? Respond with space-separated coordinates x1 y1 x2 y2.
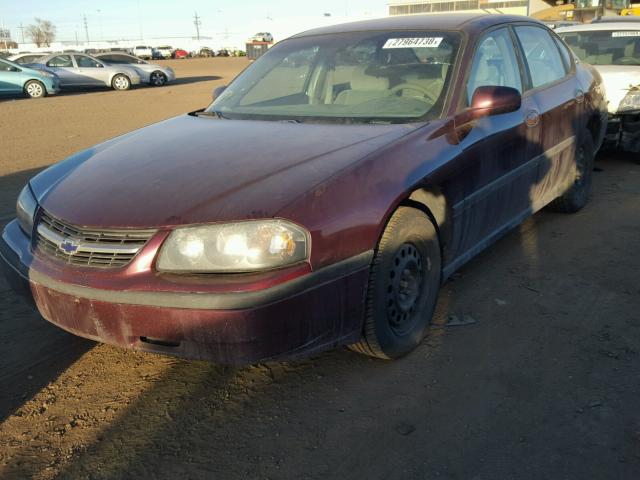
515 26 567 89
466 28 522 104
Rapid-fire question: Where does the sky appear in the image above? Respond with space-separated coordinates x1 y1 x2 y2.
0 0 390 47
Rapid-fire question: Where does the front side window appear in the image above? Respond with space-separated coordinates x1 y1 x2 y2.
559 30 640 66
209 30 462 123
47 55 72 68
466 28 522 104
75 55 101 68
515 26 567 89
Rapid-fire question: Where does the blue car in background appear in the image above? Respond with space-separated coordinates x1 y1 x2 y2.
0 57 59 98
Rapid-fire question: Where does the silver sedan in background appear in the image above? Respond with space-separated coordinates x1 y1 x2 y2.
28 53 141 91
95 52 176 86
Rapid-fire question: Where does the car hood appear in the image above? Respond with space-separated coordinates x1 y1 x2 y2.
592 65 640 113
33 114 416 228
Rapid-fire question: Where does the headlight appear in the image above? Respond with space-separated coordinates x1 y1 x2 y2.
40 71 55 79
16 185 38 237
618 89 640 113
157 220 310 273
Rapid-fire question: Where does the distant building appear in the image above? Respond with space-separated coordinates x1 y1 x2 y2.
388 0 528 16
0 28 17 49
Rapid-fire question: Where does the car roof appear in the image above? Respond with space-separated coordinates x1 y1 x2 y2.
557 22 640 33
291 13 543 38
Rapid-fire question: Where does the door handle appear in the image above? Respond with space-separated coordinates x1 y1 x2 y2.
575 90 585 104
525 110 540 128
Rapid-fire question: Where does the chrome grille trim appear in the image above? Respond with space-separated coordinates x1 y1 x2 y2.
36 211 156 268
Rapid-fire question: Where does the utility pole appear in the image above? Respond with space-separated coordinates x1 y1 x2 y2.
18 23 25 44
193 12 201 41
83 14 90 43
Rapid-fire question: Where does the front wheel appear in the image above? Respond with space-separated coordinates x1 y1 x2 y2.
549 131 595 213
149 71 167 86
24 80 46 98
350 207 441 359
111 74 131 91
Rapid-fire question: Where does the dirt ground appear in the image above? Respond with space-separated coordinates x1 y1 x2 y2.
1 58 639 480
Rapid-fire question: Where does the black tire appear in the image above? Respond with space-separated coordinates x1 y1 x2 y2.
149 71 167 87
350 207 441 359
24 80 46 98
111 74 131 91
549 132 595 213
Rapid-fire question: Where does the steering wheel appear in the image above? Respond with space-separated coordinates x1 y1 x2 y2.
389 83 438 104
614 56 639 66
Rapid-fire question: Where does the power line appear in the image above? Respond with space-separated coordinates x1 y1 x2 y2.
193 12 201 41
83 14 89 43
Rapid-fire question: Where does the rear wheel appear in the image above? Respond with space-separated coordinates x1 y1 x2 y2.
111 74 131 91
549 131 595 213
350 207 441 359
149 71 167 86
24 80 46 98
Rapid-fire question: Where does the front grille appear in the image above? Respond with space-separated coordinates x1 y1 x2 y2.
36 210 156 268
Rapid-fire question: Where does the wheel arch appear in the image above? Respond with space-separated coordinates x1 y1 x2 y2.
397 186 452 272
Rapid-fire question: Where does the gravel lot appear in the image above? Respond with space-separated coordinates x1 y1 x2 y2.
1 58 639 480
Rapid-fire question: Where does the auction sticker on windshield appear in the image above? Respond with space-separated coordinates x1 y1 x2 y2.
611 31 640 37
383 37 444 49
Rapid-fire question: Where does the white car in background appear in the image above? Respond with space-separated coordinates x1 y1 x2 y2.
250 32 273 43
156 46 173 59
133 45 154 60
557 21 640 152
95 52 175 86
7 53 47 65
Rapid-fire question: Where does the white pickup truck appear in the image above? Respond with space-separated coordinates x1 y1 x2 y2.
133 45 153 60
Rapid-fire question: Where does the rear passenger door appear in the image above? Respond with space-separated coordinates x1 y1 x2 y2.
513 25 581 210
45 55 77 85
73 55 109 86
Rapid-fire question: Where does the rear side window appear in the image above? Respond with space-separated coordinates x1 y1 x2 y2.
0 60 16 71
515 26 567 89
100 54 131 64
466 28 523 104
75 55 101 68
47 55 72 67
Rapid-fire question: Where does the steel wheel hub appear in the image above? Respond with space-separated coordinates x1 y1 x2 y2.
386 243 424 335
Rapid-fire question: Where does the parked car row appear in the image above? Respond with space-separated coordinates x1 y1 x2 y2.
0 50 176 98
1 14 622 365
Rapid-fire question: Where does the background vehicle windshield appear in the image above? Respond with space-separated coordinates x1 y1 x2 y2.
208 30 462 123
559 30 640 65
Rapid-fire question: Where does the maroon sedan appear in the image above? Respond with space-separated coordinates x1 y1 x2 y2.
1 14 607 364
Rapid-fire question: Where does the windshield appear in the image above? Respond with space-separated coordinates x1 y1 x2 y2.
208 30 462 123
559 30 640 66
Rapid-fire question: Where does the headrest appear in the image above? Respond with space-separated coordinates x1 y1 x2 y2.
350 70 389 90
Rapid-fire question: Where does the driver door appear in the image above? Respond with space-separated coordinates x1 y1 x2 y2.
450 27 533 261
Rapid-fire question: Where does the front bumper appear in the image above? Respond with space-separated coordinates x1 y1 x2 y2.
605 112 640 153
1 220 371 364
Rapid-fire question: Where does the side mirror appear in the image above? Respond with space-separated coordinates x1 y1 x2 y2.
468 85 522 120
96 63 104 68
212 85 227 101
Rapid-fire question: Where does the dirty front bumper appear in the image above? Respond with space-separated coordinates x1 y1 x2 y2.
0 220 370 364
605 112 640 153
